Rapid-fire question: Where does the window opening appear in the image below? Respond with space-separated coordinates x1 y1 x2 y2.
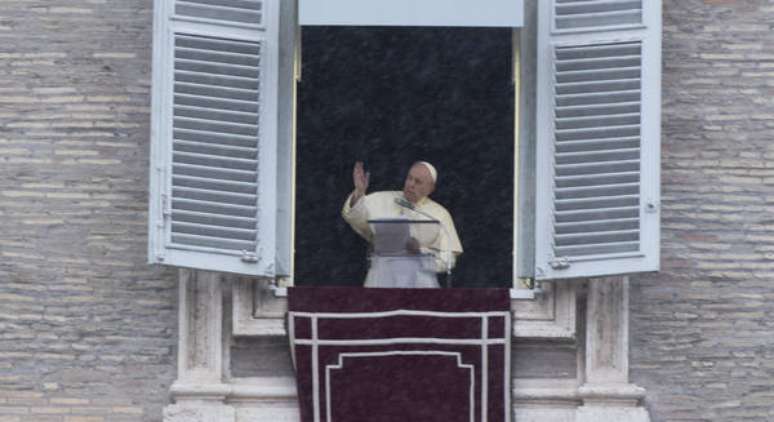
295 26 514 287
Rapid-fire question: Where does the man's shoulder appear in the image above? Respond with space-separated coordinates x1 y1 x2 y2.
422 198 452 216
365 191 401 201
361 191 401 209
367 191 401 197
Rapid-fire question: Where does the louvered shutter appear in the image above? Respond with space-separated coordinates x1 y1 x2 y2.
149 0 292 277
533 0 661 280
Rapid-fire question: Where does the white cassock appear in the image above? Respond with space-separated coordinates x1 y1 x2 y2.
342 191 463 288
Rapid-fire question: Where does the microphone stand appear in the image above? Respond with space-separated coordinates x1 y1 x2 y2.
394 198 454 288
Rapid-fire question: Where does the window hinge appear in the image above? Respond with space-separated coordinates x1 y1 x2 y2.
645 199 659 214
241 250 259 263
549 257 571 270
161 194 171 218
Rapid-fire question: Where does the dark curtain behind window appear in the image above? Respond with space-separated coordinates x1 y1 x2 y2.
296 27 513 288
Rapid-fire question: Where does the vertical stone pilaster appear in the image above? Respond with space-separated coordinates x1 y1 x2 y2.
576 277 650 422
585 277 628 385
165 270 235 422
178 269 223 384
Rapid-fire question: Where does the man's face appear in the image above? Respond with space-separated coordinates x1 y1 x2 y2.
403 164 435 204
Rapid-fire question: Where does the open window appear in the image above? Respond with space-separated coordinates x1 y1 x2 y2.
148 0 661 288
294 26 516 287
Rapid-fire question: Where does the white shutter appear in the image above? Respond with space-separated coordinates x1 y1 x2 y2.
149 0 292 277
534 0 660 280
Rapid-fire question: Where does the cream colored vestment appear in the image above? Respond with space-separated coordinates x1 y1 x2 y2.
342 191 462 288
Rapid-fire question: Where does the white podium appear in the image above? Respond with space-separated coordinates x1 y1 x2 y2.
365 219 440 288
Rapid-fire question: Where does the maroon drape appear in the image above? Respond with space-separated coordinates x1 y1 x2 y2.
288 287 511 422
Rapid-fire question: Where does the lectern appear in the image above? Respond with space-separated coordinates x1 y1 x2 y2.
367 218 440 288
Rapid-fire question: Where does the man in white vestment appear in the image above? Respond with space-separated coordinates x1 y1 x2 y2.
342 161 463 288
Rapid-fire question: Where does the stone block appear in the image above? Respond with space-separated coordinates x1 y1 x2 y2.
163 405 235 422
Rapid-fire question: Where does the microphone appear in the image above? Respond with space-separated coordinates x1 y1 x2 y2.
393 196 454 288
394 197 415 211
394 197 437 222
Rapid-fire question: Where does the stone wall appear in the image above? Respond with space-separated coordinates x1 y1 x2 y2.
0 1 178 421
630 1 774 421
2 0 774 421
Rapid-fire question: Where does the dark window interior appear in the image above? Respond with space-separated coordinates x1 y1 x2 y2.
295 27 513 288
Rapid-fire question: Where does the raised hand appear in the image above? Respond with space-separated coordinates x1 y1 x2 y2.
406 237 421 255
350 161 370 206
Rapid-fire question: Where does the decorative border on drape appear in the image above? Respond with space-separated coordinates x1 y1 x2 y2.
289 303 511 422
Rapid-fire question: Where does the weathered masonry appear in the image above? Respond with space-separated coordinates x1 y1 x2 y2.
3 1 774 422
149 1 660 421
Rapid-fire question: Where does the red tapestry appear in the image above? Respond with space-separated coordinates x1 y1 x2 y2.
288 287 512 422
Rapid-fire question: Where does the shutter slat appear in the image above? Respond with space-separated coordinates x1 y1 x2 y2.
557 90 641 107
555 161 640 177
174 82 258 101
556 148 640 164
173 149 258 165
173 186 257 206
555 218 639 234
555 229 639 246
556 102 640 119
174 116 258 137
174 128 258 148
555 67 640 83
556 125 640 142
175 105 258 125
555 137 640 153
554 0 642 31
181 0 262 11
177 3 262 17
176 1 262 26
554 206 639 223
173 150 258 171
172 209 256 230
556 79 640 95
556 114 640 130
175 83 258 102
176 71 259 91
173 198 257 218
173 163 257 184
555 42 642 59
172 222 257 241
175 59 259 79
556 55 641 71
173 176 257 196
177 34 261 55
171 233 255 251
174 140 257 159
176 47 260 67
556 12 641 30
555 242 639 257
175 56 259 73
175 93 258 113
556 172 640 189
555 195 639 211
555 182 640 199
173 184 256 201
556 1 642 16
